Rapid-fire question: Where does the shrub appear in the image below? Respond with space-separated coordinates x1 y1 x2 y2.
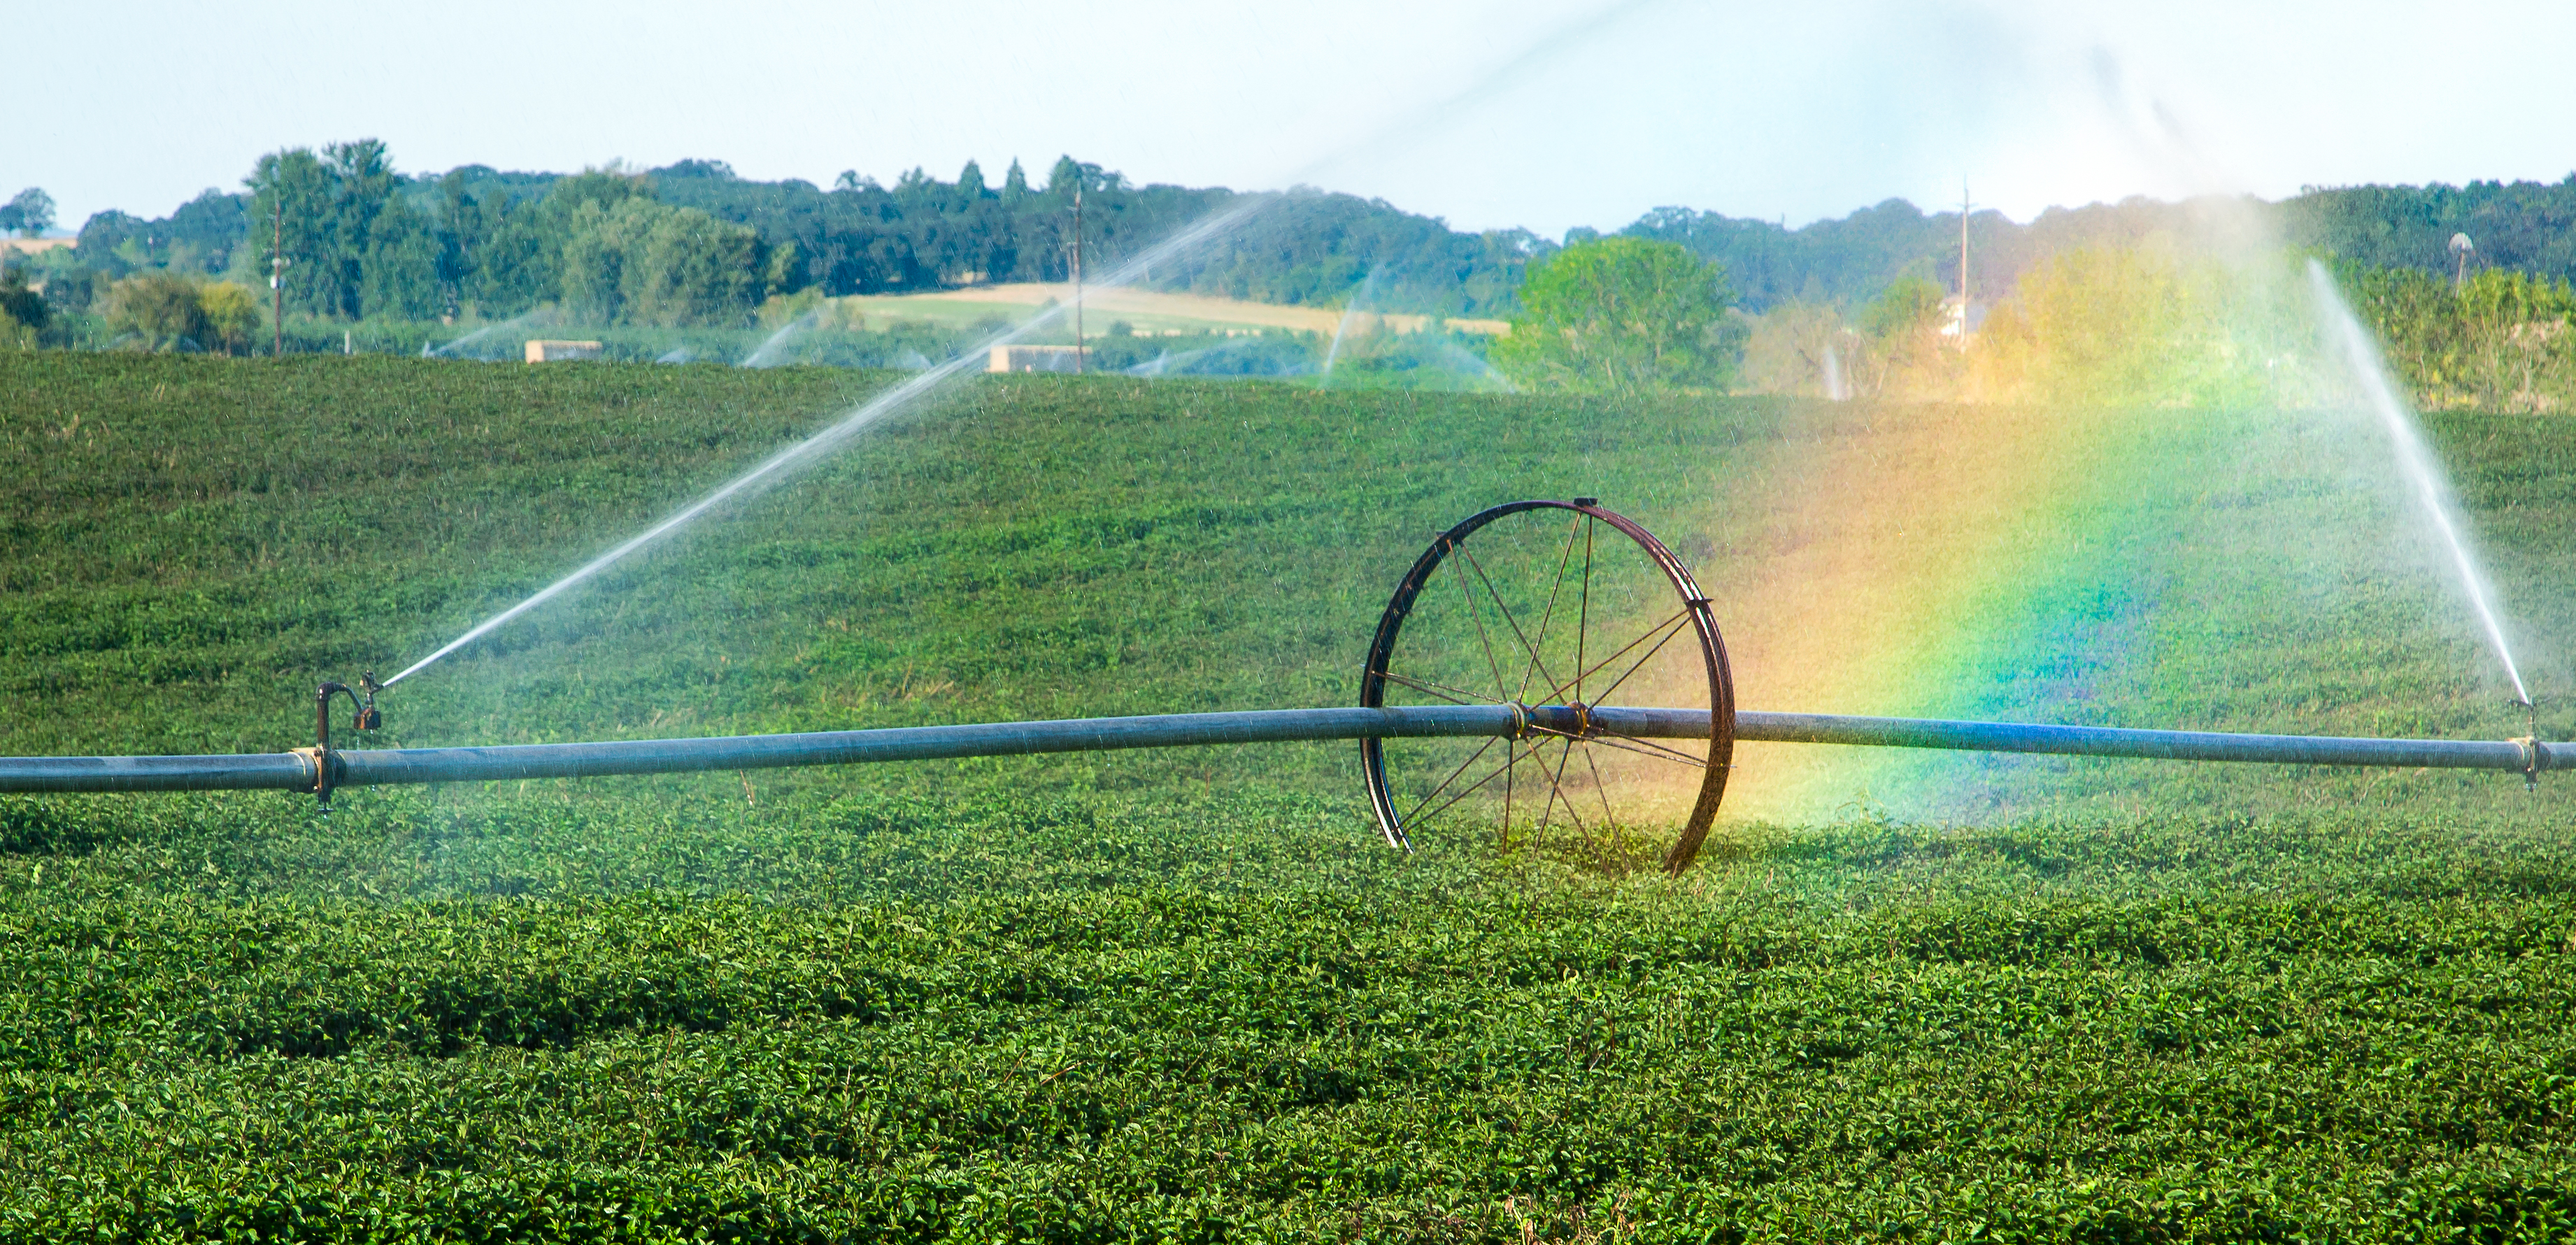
101 271 211 351
197 281 262 355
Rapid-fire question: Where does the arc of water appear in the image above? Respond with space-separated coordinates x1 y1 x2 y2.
425 311 540 360
387 197 1269 687
740 312 814 368
1322 267 1383 382
2307 259 2531 705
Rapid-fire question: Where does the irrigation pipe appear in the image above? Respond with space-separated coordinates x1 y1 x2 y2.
0 706 2560 795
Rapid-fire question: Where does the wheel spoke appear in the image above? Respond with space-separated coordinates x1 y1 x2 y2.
1530 736 1569 846
1372 669 1499 707
1404 746 1528 832
1576 518 1595 702
1586 730 1713 769
1521 725 1708 770
1449 546 1511 701
1549 741 1596 848
1514 513 1587 701
1454 540 1565 701
1584 744 1619 849
1400 736 1500 830
1532 607 1689 709
1584 610 1696 707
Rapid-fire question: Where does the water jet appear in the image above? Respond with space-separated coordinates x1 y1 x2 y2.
4 501 2555 874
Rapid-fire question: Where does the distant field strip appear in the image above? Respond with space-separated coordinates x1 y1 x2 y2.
843 282 1507 336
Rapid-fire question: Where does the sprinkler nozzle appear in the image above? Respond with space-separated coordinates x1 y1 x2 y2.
311 674 386 813
2512 696 2543 791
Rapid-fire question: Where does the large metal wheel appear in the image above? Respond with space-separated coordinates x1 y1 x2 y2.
1360 499 1735 874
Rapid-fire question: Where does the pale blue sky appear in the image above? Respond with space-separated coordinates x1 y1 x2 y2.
16 0 2575 237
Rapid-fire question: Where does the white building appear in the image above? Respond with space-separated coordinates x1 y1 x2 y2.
988 344 1083 373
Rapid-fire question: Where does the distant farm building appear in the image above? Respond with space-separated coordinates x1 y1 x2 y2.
525 340 604 363
988 345 1083 373
1938 297 1988 341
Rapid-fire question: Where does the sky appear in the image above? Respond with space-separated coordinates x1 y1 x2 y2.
13 0 2576 239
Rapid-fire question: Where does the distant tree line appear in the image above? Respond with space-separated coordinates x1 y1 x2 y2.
1627 177 2576 314
2339 264 2576 413
13 146 2576 401
8 146 1545 333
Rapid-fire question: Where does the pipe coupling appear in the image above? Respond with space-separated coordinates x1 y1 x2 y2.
2512 736 2545 790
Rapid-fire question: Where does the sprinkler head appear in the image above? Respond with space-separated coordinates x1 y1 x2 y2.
2512 696 2542 791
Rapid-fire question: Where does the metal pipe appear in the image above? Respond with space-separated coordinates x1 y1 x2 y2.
1725 710 2557 771
0 706 2561 795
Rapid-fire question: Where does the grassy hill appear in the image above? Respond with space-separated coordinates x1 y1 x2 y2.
4 354 2576 1240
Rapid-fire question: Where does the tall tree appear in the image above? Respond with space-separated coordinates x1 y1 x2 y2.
245 148 338 319
1492 236 1737 394
1 188 55 238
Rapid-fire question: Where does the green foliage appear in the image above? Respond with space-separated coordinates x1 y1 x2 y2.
3 355 2575 1239
100 271 211 350
2342 262 2576 412
1860 273 1944 340
555 197 762 327
0 269 45 333
0 186 52 237
1972 244 2312 408
1493 237 1738 394
194 281 261 355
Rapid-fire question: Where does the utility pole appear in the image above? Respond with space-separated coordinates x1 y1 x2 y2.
1956 180 1973 348
269 195 287 357
1071 181 1085 374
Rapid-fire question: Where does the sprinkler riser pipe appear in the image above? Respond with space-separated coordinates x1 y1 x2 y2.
0 706 2563 795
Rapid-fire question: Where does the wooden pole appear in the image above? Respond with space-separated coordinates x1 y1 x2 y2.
1072 181 1085 374
271 195 285 357
1957 181 1972 348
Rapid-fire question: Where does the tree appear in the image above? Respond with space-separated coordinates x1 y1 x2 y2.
1862 273 1944 339
102 272 211 350
245 148 338 319
197 282 261 354
1491 236 1738 394
0 187 52 237
0 268 45 347
625 204 762 326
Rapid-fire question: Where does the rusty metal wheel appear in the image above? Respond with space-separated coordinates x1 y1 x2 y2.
1360 499 1736 874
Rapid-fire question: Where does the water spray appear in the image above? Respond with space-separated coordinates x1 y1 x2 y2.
7 501 2559 873
2309 260 2531 705
380 196 1270 690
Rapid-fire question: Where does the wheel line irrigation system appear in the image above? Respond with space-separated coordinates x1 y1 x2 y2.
2 499 2557 876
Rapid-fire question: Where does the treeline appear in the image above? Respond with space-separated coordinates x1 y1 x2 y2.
8 144 1543 334
12 143 2576 409
2340 266 2576 413
1626 177 2576 315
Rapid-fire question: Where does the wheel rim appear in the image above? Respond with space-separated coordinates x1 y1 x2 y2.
1360 499 1736 874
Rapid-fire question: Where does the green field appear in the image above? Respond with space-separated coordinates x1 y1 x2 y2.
6 354 2576 1242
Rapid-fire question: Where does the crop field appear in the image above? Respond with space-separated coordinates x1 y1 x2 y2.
6 353 2576 1242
